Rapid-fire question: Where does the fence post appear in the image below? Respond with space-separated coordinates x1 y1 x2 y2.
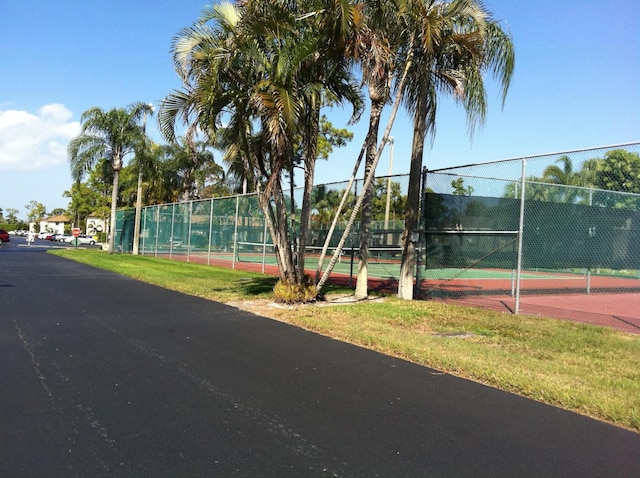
141 208 147 255
154 205 160 257
232 195 240 269
262 218 268 274
187 201 193 262
169 204 176 259
514 158 527 315
207 198 214 266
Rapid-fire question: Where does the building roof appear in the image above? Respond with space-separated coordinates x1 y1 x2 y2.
42 215 70 223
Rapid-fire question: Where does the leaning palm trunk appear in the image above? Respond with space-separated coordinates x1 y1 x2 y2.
316 55 412 293
314 144 366 284
355 87 388 299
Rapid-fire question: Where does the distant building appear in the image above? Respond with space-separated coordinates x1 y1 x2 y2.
86 215 107 236
32 215 71 235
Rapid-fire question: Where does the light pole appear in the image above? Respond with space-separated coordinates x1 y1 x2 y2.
383 136 395 230
133 103 154 255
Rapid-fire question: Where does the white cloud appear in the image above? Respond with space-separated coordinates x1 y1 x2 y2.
0 104 81 173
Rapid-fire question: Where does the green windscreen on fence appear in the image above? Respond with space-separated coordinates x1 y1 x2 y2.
424 193 640 271
115 208 135 252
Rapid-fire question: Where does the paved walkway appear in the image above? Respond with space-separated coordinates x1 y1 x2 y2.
1 242 638 477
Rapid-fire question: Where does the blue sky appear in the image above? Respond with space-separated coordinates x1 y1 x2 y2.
1 0 638 220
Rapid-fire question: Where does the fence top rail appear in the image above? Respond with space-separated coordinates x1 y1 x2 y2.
144 192 259 209
427 141 640 173
426 230 519 235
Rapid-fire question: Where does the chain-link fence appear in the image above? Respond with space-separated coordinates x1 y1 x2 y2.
116 174 411 277
115 142 639 323
422 142 640 320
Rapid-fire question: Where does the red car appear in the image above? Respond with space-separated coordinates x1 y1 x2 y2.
0 229 10 244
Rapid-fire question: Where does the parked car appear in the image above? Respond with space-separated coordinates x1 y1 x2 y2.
37 231 50 240
67 234 98 246
0 229 10 244
57 234 73 242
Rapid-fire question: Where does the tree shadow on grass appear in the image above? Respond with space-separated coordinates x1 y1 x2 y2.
235 276 279 296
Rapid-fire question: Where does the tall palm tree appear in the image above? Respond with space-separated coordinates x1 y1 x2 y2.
542 156 576 185
160 0 362 292
290 0 364 285
161 135 219 202
160 1 299 282
68 103 152 254
541 155 581 203
397 0 515 299
350 0 402 298
215 127 259 194
132 105 154 255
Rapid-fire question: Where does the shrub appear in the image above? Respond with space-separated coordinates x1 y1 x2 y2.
273 276 318 304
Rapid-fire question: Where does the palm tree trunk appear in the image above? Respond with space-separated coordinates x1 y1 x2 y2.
132 164 144 255
397 94 428 300
289 159 296 273
297 98 320 285
314 144 366 283
260 178 296 284
355 91 386 299
108 169 120 255
274 182 296 283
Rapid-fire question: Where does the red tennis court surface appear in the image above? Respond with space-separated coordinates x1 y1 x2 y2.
150 252 640 335
420 275 640 334
360 274 640 334
429 292 640 335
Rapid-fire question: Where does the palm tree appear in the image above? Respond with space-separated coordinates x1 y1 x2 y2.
540 155 583 203
68 103 152 254
312 0 405 291
542 156 575 185
160 1 299 282
396 0 515 299
290 0 364 286
132 105 154 255
350 0 404 298
215 127 258 194
161 135 219 202
160 0 362 294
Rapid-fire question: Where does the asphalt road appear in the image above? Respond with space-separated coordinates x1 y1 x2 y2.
1 241 639 477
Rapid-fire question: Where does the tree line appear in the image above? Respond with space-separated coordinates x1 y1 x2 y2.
0 202 67 232
504 150 640 208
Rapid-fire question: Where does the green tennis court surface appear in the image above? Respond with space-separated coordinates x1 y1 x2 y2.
166 248 631 284
208 250 575 280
